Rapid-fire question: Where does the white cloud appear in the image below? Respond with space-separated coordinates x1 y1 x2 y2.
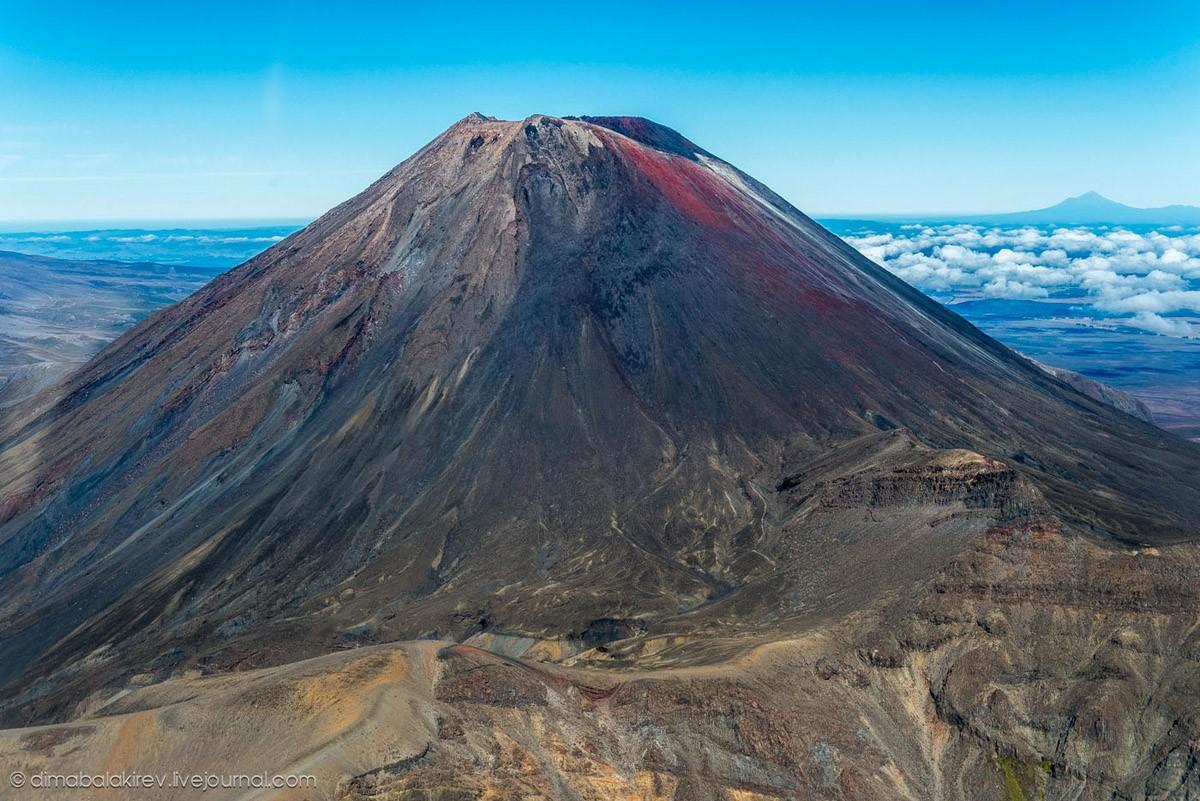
982 278 1049 298
840 223 1200 338
1097 290 1200 314
1128 312 1196 338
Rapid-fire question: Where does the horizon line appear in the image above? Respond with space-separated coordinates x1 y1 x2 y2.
4 202 1200 231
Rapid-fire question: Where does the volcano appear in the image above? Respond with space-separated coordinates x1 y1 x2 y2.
2 116 1200 798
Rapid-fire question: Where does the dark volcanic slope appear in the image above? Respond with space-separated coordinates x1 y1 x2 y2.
1 114 1197 721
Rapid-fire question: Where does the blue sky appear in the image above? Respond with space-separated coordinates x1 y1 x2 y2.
1 1 1198 222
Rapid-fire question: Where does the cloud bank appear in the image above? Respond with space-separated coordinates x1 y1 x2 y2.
843 223 1200 338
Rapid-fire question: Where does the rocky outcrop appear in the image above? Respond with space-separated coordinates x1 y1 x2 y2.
1028 356 1155 423
3 511 1197 801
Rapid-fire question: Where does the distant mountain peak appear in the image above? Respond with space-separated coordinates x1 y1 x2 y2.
957 190 1200 225
1054 191 1128 208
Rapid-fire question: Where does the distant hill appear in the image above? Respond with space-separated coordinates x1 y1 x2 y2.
825 191 1200 226
1024 356 1155 423
973 191 1200 225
